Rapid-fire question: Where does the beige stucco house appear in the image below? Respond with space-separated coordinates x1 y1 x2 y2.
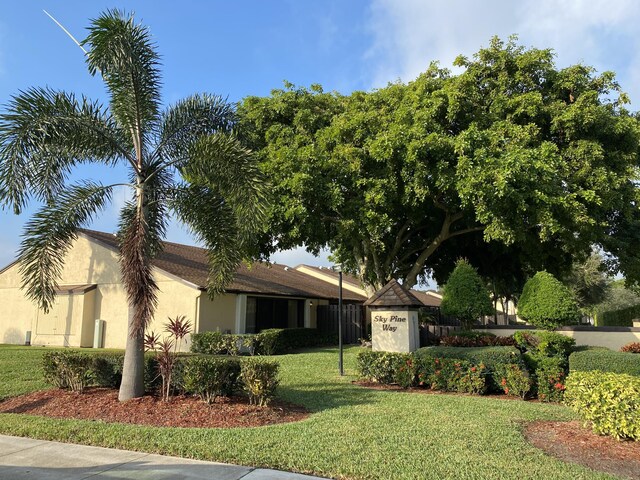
0 229 368 349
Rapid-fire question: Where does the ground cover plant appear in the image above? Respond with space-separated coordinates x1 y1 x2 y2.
0 344 620 479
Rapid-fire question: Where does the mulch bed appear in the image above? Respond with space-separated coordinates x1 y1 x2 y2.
0 388 309 428
525 421 640 480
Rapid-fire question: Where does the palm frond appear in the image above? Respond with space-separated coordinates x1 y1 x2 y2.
155 94 235 161
183 132 270 240
83 9 161 155
0 87 128 213
18 181 114 312
171 184 256 296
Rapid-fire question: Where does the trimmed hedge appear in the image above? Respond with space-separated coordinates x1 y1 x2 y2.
356 350 413 386
569 349 640 376
518 271 581 329
513 331 575 358
182 356 241 403
523 354 566 402
191 328 337 356
595 304 640 327
565 371 640 440
415 346 522 391
416 357 488 394
43 350 280 406
42 351 95 392
440 333 516 347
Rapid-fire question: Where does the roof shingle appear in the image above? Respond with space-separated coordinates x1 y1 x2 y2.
364 279 424 307
79 229 367 302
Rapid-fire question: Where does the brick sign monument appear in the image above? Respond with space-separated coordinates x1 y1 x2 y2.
364 279 422 353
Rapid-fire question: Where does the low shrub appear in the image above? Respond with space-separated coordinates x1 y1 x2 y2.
191 331 225 355
191 328 337 356
495 363 532 399
42 351 94 393
569 349 640 376
258 328 337 355
458 363 488 394
454 330 496 339
440 333 516 347
356 350 411 385
240 358 280 406
513 330 575 358
394 356 416 389
182 356 241 404
415 346 521 391
621 342 640 353
564 371 640 440
525 355 566 402
92 353 124 388
415 357 488 394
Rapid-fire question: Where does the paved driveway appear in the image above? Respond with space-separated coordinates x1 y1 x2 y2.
0 435 327 479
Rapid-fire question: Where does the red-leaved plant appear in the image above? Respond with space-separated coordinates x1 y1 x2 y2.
621 342 640 354
146 315 192 401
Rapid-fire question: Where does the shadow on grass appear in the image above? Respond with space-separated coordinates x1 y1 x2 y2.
276 382 379 412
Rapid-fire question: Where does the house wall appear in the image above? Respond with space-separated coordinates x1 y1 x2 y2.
476 326 640 351
0 234 201 349
197 293 237 333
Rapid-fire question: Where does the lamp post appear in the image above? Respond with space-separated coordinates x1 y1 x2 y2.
332 264 344 376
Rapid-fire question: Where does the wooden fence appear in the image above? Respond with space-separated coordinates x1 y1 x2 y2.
317 304 365 344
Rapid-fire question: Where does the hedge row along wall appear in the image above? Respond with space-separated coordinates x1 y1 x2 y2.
595 304 640 327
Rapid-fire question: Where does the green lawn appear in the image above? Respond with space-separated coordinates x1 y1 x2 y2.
0 344 614 479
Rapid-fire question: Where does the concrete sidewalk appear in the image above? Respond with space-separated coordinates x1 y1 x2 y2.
0 435 328 479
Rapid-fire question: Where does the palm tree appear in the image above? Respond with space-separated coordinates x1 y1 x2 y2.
0 10 267 401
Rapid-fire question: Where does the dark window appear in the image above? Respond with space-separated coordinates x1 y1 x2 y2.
247 297 305 332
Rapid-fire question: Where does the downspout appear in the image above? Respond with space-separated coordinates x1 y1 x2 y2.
194 293 201 334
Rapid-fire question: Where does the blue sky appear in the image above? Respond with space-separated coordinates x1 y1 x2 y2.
1 0 639 273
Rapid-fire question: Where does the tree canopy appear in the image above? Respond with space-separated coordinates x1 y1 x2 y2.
239 37 640 292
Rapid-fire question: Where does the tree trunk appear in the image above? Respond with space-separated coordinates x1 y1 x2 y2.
118 177 152 401
118 313 145 401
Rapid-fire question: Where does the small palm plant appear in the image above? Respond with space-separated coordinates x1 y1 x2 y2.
0 10 267 401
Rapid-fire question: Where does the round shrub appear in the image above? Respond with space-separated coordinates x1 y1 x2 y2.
518 272 581 330
440 259 493 329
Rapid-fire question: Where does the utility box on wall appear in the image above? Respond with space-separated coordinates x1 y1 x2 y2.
365 279 423 353
93 319 105 349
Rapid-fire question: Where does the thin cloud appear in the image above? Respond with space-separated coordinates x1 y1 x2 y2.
366 0 640 103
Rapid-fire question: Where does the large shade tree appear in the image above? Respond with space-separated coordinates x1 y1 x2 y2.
239 37 640 293
0 10 267 400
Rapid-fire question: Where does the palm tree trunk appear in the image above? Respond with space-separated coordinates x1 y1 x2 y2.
118 178 155 401
118 318 145 400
